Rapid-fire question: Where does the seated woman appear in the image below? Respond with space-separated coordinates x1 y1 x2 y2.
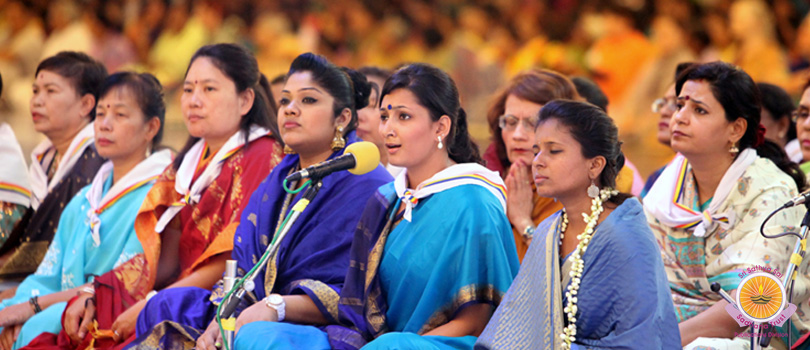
568 75 645 197
644 61 810 348
129 53 392 349
0 123 30 248
793 81 810 174
475 100 681 349
757 83 796 158
641 62 694 199
231 63 519 350
0 72 172 350
356 66 402 177
19 43 282 350
0 74 30 248
482 69 575 261
0 52 107 280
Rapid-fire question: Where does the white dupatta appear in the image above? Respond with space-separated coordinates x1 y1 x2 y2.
85 149 172 246
643 149 758 237
29 123 95 210
153 126 270 233
0 123 32 207
394 163 506 222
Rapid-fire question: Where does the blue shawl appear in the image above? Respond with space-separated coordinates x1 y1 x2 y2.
475 198 681 349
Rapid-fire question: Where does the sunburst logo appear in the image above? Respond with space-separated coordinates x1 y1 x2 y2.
723 270 797 332
736 272 788 323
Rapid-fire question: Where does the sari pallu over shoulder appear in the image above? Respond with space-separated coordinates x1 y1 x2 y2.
0 150 172 350
126 133 392 350
0 147 104 279
315 164 519 350
475 198 681 350
0 123 101 279
20 133 282 350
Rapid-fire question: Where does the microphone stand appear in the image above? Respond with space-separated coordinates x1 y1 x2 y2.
755 201 810 349
217 178 324 350
222 260 237 348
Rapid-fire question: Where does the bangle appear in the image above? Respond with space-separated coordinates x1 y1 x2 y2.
29 296 42 313
522 224 536 239
80 286 95 296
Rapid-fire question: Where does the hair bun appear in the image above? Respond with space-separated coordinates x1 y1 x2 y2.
342 67 372 109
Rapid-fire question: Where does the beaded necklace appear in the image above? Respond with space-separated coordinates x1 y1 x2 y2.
558 187 618 349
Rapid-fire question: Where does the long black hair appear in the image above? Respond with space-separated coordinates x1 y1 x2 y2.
380 63 482 164
173 43 278 170
757 82 796 142
537 100 630 205
676 62 806 191
97 72 166 150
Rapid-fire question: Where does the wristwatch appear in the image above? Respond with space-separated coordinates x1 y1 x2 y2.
264 293 286 322
522 224 536 240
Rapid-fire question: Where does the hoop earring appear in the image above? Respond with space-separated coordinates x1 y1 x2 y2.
437 136 443 150
331 126 346 151
587 180 599 199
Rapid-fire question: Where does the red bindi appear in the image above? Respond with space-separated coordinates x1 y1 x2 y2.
684 95 690 101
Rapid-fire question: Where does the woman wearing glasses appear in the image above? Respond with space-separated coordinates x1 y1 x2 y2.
641 62 693 199
482 69 577 261
646 62 809 348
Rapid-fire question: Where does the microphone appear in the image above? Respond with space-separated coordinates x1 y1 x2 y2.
782 190 810 209
285 141 380 182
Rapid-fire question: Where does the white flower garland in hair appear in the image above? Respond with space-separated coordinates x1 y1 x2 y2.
559 187 618 349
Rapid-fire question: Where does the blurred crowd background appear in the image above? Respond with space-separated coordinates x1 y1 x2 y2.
2 0 810 177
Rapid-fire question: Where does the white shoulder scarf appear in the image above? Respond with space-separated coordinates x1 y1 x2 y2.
85 149 173 246
394 163 507 222
29 123 95 210
154 125 270 233
0 123 32 207
643 148 758 237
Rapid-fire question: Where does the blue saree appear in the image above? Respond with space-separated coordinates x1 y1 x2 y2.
130 133 393 348
235 164 519 350
0 150 169 349
475 198 681 349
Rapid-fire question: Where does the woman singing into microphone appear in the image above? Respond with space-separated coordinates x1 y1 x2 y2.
128 53 392 350
232 63 519 350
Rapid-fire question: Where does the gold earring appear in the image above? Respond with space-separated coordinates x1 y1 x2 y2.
729 142 739 154
331 126 346 151
283 144 296 154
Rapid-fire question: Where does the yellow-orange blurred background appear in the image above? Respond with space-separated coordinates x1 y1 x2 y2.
2 0 810 177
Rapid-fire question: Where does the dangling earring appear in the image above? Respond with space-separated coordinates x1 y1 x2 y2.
331 126 346 151
437 136 443 150
283 144 296 154
587 179 599 199
729 142 739 154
